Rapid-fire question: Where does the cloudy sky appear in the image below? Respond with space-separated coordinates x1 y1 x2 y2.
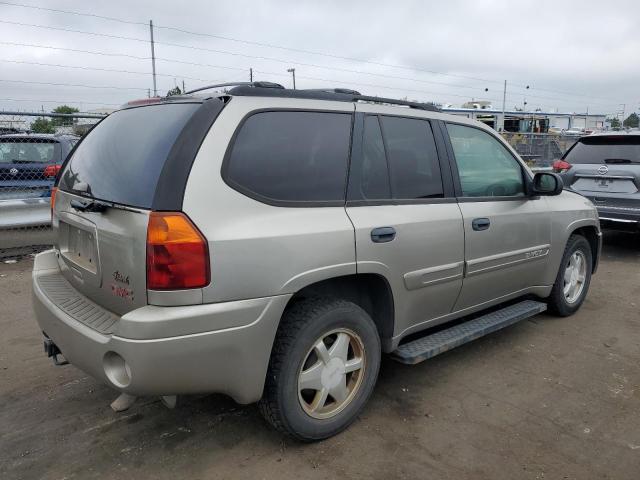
0 0 638 116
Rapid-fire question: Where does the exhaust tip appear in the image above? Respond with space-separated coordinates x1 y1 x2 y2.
103 351 132 388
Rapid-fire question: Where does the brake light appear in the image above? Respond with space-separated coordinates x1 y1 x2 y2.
146 212 210 290
50 187 57 219
553 159 572 173
44 164 61 178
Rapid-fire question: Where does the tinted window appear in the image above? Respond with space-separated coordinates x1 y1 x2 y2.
380 116 444 199
564 136 640 164
447 124 524 197
225 111 352 202
59 103 200 208
359 116 391 199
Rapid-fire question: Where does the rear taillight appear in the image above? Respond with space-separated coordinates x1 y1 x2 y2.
146 212 210 290
44 164 61 178
50 187 57 219
552 159 572 173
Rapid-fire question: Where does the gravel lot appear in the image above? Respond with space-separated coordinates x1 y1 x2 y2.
1 232 639 480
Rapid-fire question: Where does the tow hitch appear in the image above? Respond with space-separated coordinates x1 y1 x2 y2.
43 336 68 366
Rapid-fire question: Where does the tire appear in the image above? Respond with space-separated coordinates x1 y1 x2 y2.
547 234 593 316
258 297 381 441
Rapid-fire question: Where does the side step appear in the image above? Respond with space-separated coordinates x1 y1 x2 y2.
392 300 547 365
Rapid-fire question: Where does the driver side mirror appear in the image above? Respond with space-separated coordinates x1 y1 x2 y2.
531 172 563 196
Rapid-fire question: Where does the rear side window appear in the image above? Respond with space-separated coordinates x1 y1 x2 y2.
224 111 352 203
380 116 444 199
564 136 640 164
59 103 200 208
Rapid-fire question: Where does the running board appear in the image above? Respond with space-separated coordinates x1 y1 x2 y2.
392 300 547 365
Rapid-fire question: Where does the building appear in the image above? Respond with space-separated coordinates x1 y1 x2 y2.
441 107 606 133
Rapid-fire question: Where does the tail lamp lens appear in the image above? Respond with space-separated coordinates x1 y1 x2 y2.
552 160 572 173
146 212 210 290
50 187 57 218
44 164 61 178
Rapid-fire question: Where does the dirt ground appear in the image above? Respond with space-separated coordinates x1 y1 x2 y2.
1 232 639 480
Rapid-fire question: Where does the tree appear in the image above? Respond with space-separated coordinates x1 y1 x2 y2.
51 105 80 127
31 117 55 134
166 86 182 96
623 113 639 128
607 117 621 129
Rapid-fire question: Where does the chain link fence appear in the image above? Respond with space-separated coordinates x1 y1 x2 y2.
501 132 580 170
0 111 105 259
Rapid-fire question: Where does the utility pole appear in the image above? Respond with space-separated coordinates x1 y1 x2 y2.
501 80 507 132
182 80 185 94
149 20 157 97
287 68 296 89
249 67 253 82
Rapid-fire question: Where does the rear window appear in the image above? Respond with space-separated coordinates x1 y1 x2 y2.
564 136 640 164
0 139 59 164
224 111 352 203
59 103 200 208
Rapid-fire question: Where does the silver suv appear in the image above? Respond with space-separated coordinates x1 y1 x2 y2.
555 132 640 231
32 83 601 441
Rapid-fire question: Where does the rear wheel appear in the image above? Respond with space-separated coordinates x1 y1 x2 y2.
547 234 592 316
259 298 381 441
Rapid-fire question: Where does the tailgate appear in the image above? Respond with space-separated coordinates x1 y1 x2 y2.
54 190 149 316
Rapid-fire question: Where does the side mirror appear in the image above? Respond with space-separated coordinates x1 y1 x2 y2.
531 172 563 196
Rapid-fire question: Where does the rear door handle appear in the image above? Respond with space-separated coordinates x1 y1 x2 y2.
472 218 490 231
371 226 396 243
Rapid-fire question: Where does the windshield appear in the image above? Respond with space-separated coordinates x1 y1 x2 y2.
564 136 640 164
0 140 58 163
58 103 200 208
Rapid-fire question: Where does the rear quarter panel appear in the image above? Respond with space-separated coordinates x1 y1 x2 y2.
182 96 357 303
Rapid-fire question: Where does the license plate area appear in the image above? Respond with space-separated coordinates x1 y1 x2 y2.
64 224 98 273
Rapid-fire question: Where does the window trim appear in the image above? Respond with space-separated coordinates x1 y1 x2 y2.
442 120 533 201
345 112 455 206
221 107 355 208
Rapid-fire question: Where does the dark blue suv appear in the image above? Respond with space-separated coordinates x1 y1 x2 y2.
0 133 78 228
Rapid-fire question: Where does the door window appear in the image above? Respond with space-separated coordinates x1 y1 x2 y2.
447 124 525 197
380 116 444 199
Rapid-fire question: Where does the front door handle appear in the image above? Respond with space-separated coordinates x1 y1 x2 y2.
472 218 491 231
371 226 396 243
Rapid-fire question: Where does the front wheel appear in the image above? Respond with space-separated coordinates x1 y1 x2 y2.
259 298 381 441
547 234 593 316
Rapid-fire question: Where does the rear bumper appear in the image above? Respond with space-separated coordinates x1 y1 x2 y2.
32 250 291 404
596 206 640 230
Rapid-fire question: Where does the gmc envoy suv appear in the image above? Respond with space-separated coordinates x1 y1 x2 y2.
32 82 601 441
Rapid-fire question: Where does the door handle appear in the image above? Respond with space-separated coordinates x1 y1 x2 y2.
472 218 490 231
371 226 396 243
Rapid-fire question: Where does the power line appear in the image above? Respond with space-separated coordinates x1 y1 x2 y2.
0 78 149 91
2 0 628 105
0 97 121 106
0 58 225 84
1 14 627 107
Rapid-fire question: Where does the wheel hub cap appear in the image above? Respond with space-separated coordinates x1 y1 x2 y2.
297 328 366 419
563 250 587 304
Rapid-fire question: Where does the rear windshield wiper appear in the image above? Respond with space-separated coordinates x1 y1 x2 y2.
604 158 640 164
69 198 108 213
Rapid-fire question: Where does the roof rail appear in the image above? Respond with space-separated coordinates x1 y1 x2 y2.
184 81 284 95
226 84 440 112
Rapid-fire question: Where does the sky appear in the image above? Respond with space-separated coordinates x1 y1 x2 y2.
0 0 638 117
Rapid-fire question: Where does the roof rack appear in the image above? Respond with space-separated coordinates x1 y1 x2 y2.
226 85 440 112
184 81 284 95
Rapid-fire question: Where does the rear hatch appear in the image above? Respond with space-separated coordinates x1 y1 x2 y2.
55 101 203 315
561 135 640 196
0 137 61 200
